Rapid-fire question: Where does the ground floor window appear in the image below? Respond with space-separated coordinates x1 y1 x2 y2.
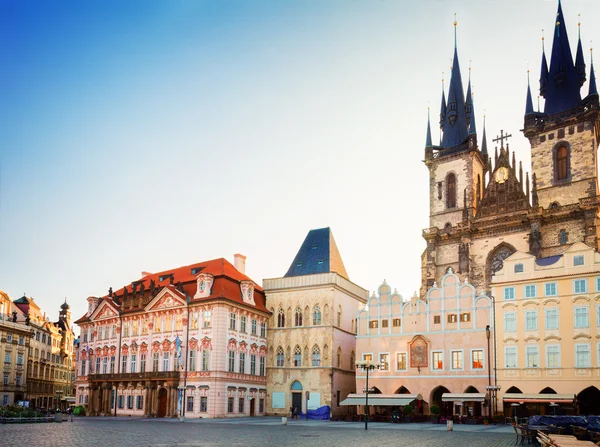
136 395 143 410
200 397 208 412
227 397 234 413
118 395 124 409
187 396 194 412
127 395 134 409
259 398 264 413
238 398 244 413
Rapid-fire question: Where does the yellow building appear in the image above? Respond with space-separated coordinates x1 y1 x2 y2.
492 242 600 417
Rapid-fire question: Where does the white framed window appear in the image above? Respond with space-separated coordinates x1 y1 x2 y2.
471 349 484 369
503 287 515 300
229 312 237 331
525 311 538 331
546 344 560 368
574 255 584 266
524 285 537 298
504 312 516 332
596 277 600 292
379 353 389 371
574 306 589 328
544 308 559 330
362 353 373 363
573 279 588 294
575 343 591 368
597 304 600 327
526 345 539 368
396 352 407 371
432 351 444 370
504 346 517 368
451 350 464 370
544 282 557 297
228 350 236 372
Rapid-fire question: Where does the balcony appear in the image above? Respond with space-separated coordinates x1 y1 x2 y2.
88 371 180 381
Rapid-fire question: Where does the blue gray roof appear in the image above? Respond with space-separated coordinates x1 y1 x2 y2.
284 227 349 279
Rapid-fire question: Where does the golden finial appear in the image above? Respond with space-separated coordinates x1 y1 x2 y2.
454 12 457 27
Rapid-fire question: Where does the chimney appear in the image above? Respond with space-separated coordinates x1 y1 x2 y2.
234 254 246 274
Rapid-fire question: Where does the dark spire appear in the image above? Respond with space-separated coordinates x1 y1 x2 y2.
465 66 476 134
440 76 446 129
540 32 549 97
441 19 469 148
589 48 598 96
425 108 433 148
526 69 535 115
575 19 586 86
481 115 488 156
543 0 582 114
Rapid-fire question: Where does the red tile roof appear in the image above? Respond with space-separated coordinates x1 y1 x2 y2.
74 258 268 325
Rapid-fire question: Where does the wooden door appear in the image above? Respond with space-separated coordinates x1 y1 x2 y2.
157 388 167 418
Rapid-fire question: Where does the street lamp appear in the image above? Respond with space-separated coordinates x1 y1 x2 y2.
355 360 382 431
485 325 492 418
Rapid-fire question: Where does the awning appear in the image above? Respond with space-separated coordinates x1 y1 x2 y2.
64 397 76 403
503 393 575 404
442 393 488 403
340 393 422 406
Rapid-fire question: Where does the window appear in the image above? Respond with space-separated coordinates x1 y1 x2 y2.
545 282 557 297
514 263 524 273
396 353 407 371
574 255 584 266
363 353 372 363
200 397 208 412
2 374 7 386
251 319 256 335
202 350 210 371
596 277 600 292
184 395 193 412
16 353 23 365
294 307 303 327
575 307 589 328
525 311 538 331
337 306 342 327
555 145 569 181
260 322 266 338
451 351 463 370
460 313 470 322
471 350 483 369
121 355 128 373
277 309 285 328
381 319 388 328
259 398 264 413
432 351 443 370
130 354 137 373
276 347 284 367
545 308 559 330
526 346 539 368
503 287 515 300
152 353 159 372
311 346 321 366
227 397 234 413
379 353 389 371
240 316 247 333
259 356 265 376
230 312 237 331
369 320 379 329
118 395 124 409
18 336 24 346
312 306 321 325
239 352 246 374
189 350 196 372
238 398 244 413
446 173 456 208
228 351 236 372
524 285 537 298
546 345 560 368
575 344 591 368
136 395 143 410
203 311 211 328
393 318 402 327
103 357 108 374
505 346 517 368
597 304 600 327
559 229 568 245
447 314 457 323
15 374 21 386
127 395 134 409
574 279 588 294
81 360 86 376
162 353 169 371
293 346 302 367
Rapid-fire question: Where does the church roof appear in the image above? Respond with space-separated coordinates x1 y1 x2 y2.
441 40 469 148
284 227 349 279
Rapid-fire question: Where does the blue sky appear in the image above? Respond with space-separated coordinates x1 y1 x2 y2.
2 0 599 329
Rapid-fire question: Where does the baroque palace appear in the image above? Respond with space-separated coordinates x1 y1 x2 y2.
353 0 600 420
74 256 270 418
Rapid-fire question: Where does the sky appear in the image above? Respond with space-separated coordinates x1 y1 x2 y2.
2 0 600 333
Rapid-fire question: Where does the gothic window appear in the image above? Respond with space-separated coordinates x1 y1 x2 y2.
276 347 284 367
311 345 321 366
293 346 302 367
559 229 567 245
437 182 442 200
277 308 285 328
312 305 321 325
554 144 570 181
294 307 303 327
446 173 456 208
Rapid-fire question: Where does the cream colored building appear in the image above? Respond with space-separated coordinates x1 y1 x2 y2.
492 242 600 416
264 228 368 417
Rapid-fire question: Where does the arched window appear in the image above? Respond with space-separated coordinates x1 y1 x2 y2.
294 307 303 327
311 345 321 366
337 347 342 368
446 173 456 208
556 145 569 181
350 351 355 369
277 308 285 328
337 305 342 327
276 346 284 367
559 229 567 245
312 305 322 325
293 346 302 367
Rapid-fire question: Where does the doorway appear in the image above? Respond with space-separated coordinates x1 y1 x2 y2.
290 380 303 415
250 398 255 416
157 388 167 418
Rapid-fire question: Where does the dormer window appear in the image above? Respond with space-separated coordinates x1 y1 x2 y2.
574 255 584 266
514 263 524 273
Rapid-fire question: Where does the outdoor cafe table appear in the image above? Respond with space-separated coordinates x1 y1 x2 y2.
547 434 597 446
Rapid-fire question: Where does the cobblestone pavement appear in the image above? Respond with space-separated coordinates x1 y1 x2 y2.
0 417 517 447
